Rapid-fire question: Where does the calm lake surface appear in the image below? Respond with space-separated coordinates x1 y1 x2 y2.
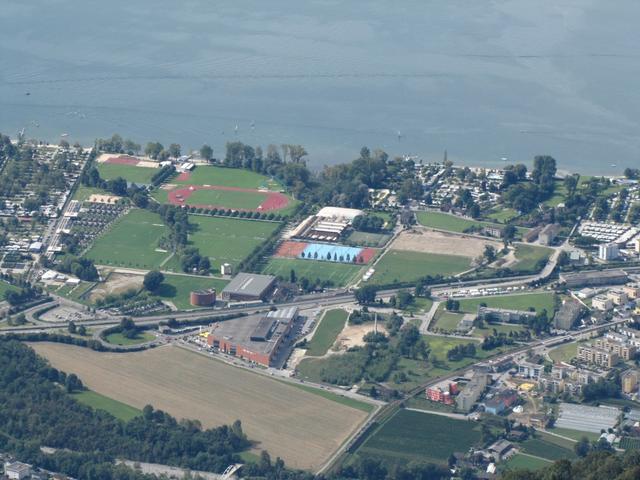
1 0 639 174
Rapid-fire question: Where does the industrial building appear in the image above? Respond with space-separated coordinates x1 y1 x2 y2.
477 306 536 324
221 272 276 301
206 307 298 367
559 270 628 289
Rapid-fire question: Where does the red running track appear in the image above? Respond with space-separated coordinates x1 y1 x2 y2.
166 184 290 212
105 155 140 166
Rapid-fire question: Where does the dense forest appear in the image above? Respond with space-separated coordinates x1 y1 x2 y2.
0 340 312 480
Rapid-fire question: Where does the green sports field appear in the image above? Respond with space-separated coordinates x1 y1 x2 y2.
459 292 556 314
512 244 553 272
72 390 142 421
357 410 481 466
263 257 363 287
305 309 348 357
185 189 267 210
182 216 279 273
154 274 229 310
97 162 158 184
85 209 171 269
416 211 528 238
86 210 278 273
370 250 470 285
174 165 282 190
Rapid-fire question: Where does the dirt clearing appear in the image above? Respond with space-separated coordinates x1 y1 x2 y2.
90 273 143 302
335 323 388 350
31 343 368 471
391 227 501 258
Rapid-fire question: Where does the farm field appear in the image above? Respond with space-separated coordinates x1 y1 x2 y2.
173 165 282 190
32 343 369 470
305 309 348 357
521 435 576 461
549 427 600 442
155 274 228 310
104 331 155 346
370 250 470 285
85 209 171 270
72 390 142 421
97 162 157 184
263 257 363 287
503 454 551 471
356 410 481 466
183 216 279 273
512 244 553 273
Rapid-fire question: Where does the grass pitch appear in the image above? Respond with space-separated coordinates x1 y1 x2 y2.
97 163 157 184
85 209 171 270
183 216 279 273
370 250 470 285
512 244 553 272
72 390 142 421
357 409 481 465
263 257 364 287
32 343 369 470
305 309 348 357
186 189 267 210
175 165 282 190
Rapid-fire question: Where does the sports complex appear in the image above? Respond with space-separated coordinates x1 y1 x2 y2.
275 240 377 264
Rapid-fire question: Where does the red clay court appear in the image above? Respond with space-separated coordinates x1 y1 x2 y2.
166 185 290 212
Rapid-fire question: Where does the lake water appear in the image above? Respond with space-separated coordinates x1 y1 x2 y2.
1 0 639 174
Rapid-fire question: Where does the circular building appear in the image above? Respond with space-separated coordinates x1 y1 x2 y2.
190 288 216 307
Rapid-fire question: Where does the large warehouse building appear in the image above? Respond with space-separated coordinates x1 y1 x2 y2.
206 307 298 367
221 272 276 301
559 270 628 289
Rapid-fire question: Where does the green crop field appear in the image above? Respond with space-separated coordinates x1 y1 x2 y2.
97 163 158 184
550 427 600 442
263 258 363 287
305 309 348 357
85 209 171 269
154 274 229 310
370 250 470 285
72 390 142 421
459 292 556 314
512 244 553 272
503 454 552 471
357 410 481 465
174 165 282 190
104 331 155 346
522 436 576 460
